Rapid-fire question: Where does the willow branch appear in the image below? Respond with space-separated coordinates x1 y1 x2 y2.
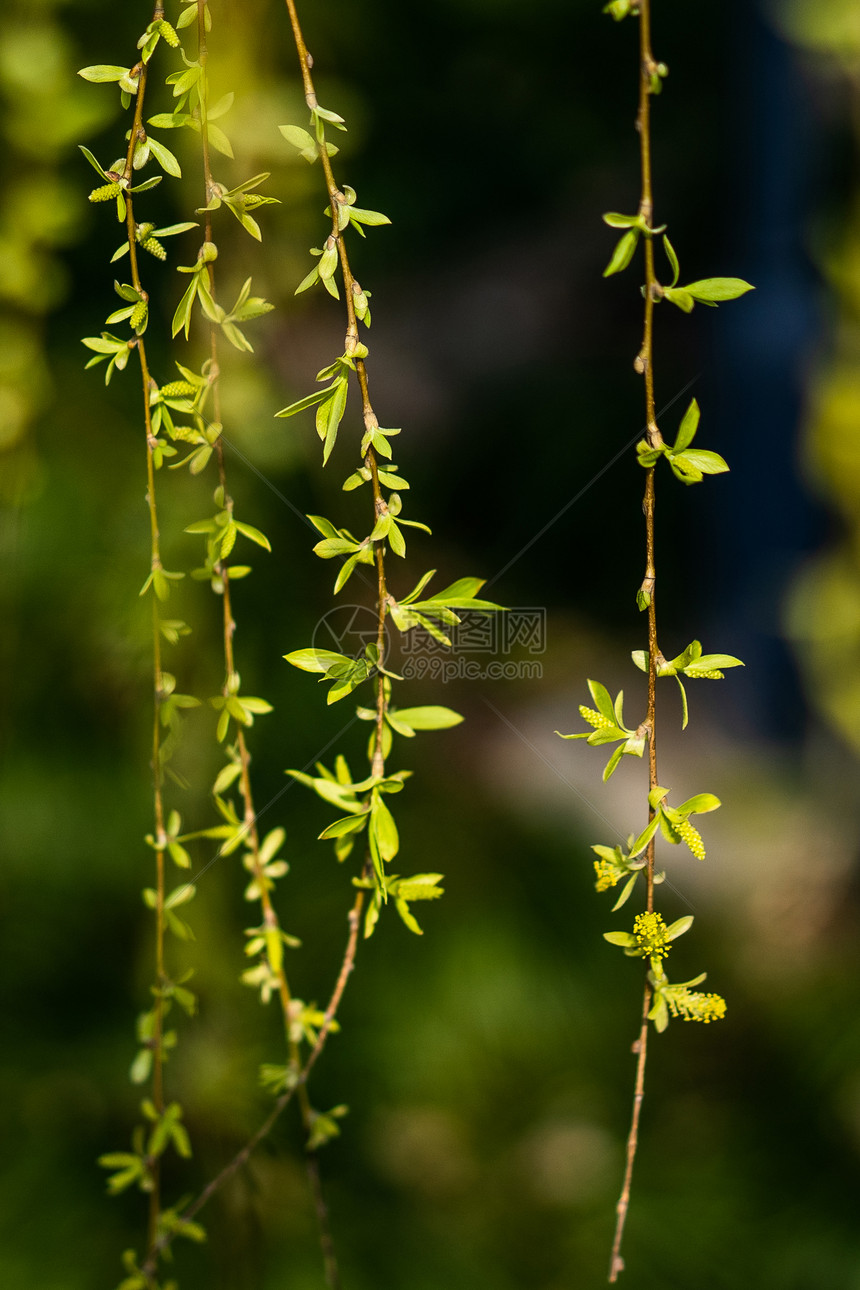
283 0 389 779
609 0 661 1280
194 0 300 1083
174 878 366 1230
116 23 171 1268
194 6 341 1278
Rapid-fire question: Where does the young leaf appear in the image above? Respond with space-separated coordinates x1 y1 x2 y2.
683 277 754 304
604 229 639 277
663 234 680 287
78 64 130 83
674 399 700 451
391 706 464 731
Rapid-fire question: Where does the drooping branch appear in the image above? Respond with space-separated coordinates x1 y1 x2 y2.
283 0 390 782
609 0 661 1279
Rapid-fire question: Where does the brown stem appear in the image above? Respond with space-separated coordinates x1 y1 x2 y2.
608 0 661 1279
608 992 651 1282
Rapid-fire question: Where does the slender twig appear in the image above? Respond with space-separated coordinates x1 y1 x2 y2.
171 878 366 1230
195 0 298 1083
608 1 661 1279
194 4 341 1280
117 24 171 1268
275 19 394 1276
282 0 390 781
172 1 393 1272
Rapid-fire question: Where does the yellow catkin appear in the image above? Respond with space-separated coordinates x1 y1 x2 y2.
158 19 180 46
668 991 726 1023
89 182 122 203
141 236 167 261
593 860 620 892
633 911 671 959
159 381 196 398
579 705 612 729
676 818 705 860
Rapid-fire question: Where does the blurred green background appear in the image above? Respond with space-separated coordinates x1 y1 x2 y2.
4 0 860 1286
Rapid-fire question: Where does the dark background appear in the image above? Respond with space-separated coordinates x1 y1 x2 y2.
3 0 860 1286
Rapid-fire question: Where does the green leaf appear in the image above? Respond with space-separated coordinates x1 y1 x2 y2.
421 576 484 603
172 275 198 340
674 448 729 476
662 286 694 313
348 206 392 227
674 398 700 450
676 675 689 730
684 653 744 674
319 812 370 840
386 520 406 557
284 648 351 674
629 815 660 858
314 104 346 127
275 387 330 418
371 792 399 862
400 569 437 604
665 915 694 940
147 136 182 178
78 64 130 83
649 994 670 1032
129 176 162 195
295 264 321 294
603 229 639 277
663 234 680 287
319 380 348 464
612 875 639 912
78 145 108 178
392 706 464 731
602 211 641 229
280 123 317 157
234 521 272 551
676 792 721 815
587 679 616 723
207 123 234 159
314 537 361 559
148 111 186 128
603 931 638 948
308 514 341 539
209 91 234 121
602 745 625 782
683 277 754 303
